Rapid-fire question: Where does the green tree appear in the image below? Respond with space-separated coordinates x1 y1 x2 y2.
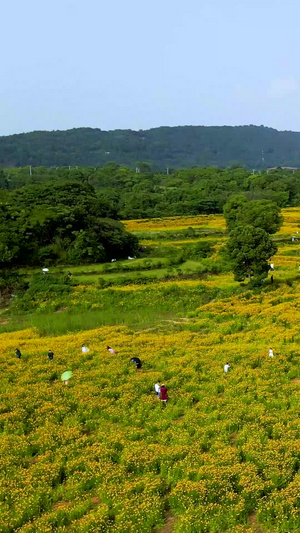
0 169 9 189
135 162 152 174
0 232 20 268
67 230 106 264
224 197 283 234
226 225 277 282
223 195 248 232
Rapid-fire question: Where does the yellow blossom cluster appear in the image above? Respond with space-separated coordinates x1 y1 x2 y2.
123 214 226 232
277 207 300 235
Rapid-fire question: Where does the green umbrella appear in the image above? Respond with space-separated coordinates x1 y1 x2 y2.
61 370 72 382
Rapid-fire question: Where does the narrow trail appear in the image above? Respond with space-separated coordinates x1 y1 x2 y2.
248 513 274 533
139 317 190 334
230 432 238 445
159 511 176 533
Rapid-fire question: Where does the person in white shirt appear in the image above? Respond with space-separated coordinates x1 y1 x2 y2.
154 381 161 398
107 346 116 355
82 344 89 353
224 363 230 373
269 347 274 358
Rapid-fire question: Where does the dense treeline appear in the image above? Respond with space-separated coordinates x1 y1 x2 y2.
1 125 300 168
1 164 300 219
0 163 299 268
0 179 138 269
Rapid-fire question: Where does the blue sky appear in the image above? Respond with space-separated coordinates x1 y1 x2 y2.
1 0 299 135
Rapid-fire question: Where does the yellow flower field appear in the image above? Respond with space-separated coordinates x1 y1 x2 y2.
278 207 300 235
2 209 300 532
123 214 226 232
124 210 300 276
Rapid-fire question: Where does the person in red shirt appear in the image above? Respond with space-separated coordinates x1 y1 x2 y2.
160 384 168 404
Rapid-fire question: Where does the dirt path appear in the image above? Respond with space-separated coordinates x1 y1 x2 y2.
159 512 176 533
248 513 274 533
230 432 238 446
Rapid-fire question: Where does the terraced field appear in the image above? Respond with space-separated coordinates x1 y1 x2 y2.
2 209 300 532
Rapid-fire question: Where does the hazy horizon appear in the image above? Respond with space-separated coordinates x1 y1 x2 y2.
1 0 300 136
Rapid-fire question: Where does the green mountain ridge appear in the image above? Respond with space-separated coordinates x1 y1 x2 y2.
1 125 300 168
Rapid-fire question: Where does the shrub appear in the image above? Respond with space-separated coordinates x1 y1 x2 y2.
12 273 71 310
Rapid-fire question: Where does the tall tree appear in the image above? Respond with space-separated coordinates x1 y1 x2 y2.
226 225 277 282
224 197 283 234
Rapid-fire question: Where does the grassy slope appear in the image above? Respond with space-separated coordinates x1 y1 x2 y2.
1 211 300 532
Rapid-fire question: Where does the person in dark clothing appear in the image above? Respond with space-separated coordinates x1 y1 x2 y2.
15 348 21 359
160 384 168 403
130 357 142 369
48 350 54 361
271 275 274 284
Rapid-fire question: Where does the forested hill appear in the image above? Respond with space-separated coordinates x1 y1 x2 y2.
1 125 300 169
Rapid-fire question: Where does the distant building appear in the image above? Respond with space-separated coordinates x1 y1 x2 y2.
267 166 299 173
